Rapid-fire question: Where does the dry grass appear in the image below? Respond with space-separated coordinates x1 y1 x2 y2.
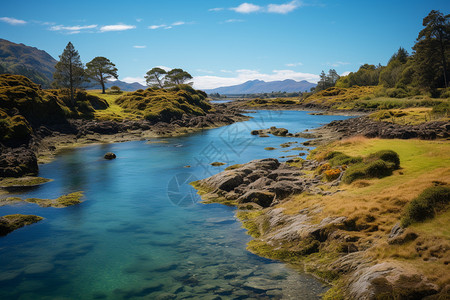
280 137 450 286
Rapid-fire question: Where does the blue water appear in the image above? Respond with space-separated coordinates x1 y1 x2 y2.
0 111 349 299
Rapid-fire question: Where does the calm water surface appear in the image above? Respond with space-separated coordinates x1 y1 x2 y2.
0 111 349 299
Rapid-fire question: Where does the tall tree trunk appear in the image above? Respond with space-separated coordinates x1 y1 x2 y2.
100 69 105 94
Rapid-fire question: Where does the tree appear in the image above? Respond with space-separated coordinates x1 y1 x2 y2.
379 48 410 88
315 69 340 92
86 56 118 94
413 10 449 89
52 42 85 105
165 68 193 86
110 85 121 94
145 67 167 88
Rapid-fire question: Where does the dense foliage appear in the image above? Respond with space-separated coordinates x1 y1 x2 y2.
318 10 449 97
145 67 193 88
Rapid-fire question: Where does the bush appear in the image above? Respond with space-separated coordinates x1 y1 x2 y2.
326 151 363 166
401 185 450 227
324 168 341 181
367 150 400 169
342 150 400 184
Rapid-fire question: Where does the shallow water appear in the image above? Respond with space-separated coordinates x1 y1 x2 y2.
0 110 349 299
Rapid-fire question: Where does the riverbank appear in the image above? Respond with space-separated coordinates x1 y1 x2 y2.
192 115 450 299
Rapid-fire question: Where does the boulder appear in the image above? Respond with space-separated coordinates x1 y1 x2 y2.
104 152 116 160
238 190 275 207
348 262 439 300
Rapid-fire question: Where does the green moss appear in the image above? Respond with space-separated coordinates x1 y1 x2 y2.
210 162 226 167
115 85 211 123
25 191 84 208
225 164 243 170
0 214 43 236
0 177 52 188
401 185 450 227
264 147 276 150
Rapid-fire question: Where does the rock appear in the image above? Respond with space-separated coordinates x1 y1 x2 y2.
0 214 43 236
270 127 289 136
388 225 418 245
348 262 439 300
238 190 275 207
0 147 38 177
104 152 116 160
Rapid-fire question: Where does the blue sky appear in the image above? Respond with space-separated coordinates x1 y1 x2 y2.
1 0 449 89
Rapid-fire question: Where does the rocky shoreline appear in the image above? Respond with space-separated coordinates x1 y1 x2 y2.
0 103 249 177
191 115 450 299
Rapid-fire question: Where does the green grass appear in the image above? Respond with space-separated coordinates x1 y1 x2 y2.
88 90 141 121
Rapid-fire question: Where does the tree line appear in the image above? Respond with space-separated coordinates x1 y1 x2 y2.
314 10 449 96
52 42 194 105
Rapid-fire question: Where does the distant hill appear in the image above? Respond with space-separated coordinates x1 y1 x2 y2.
204 79 316 95
0 39 57 88
87 79 146 91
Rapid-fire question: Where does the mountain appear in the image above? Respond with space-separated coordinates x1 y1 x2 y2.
87 80 146 91
0 39 57 88
204 79 316 95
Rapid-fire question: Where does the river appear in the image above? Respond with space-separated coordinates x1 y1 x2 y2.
0 110 350 299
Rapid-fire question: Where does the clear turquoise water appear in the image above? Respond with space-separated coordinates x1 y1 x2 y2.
0 111 349 299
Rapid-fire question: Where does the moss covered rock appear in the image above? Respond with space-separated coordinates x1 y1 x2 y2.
115 84 211 123
0 214 43 236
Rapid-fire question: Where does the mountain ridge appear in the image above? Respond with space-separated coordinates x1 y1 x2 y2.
204 79 316 94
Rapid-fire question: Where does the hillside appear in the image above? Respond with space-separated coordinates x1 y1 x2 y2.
0 39 57 88
204 79 316 95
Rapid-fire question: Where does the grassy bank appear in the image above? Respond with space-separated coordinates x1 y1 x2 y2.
233 137 449 297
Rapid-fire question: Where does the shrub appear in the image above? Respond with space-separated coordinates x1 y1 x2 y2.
342 150 400 184
326 151 363 166
401 185 450 227
324 168 341 181
367 150 400 169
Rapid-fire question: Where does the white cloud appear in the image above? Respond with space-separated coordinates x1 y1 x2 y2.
196 69 214 74
224 19 244 23
133 45 146 49
286 62 303 67
326 61 350 67
136 18 143 22
340 71 351 76
231 3 262 14
51 24 97 31
267 1 300 14
0 17 27 25
220 70 233 73
226 1 300 14
149 21 189 30
156 65 172 72
100 24 135 32
121 76 146 86
149 24 166 29
193 69 319 89
209 8 224 12
172 21 185 26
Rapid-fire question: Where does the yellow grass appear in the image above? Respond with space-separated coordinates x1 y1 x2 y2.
87 90 141 121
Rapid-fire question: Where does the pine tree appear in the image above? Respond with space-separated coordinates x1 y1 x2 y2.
86 57 118 94
52 42 85 105
413 10 449 89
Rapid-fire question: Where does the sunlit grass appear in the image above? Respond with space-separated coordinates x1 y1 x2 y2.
87 90 141 121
